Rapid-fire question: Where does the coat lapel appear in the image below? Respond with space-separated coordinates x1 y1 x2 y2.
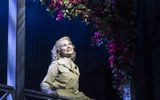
57 59 80 75
71 61 80 75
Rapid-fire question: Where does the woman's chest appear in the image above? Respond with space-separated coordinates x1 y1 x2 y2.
58 65 79 80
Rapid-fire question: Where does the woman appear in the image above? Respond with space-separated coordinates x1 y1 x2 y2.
40 36 93 100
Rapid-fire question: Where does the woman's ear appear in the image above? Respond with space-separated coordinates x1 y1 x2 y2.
57 49 60 53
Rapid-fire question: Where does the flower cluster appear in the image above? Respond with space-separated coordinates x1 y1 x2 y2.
40 0 92 22
91 0 136 96
40 0 136 97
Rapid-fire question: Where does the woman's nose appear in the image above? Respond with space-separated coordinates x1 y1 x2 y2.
67 45 71 48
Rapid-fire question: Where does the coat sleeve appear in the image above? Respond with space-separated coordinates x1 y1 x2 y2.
40 62 58 92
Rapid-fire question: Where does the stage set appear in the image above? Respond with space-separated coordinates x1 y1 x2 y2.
0 0 160 100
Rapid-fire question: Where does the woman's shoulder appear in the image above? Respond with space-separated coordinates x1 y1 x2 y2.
51 60 58 64
49 59 66 71
49 61 59 68
50 59 65 66
57 58 66 65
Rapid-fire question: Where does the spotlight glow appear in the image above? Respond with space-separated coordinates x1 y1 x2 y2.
7 0 17 99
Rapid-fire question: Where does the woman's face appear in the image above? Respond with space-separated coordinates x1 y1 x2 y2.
59 39 74 57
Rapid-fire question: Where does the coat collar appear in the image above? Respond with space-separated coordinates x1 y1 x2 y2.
57 58 80 75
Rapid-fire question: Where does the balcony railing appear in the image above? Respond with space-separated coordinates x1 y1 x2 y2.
0 84 71 100
24 89 70 100
0 84 15 100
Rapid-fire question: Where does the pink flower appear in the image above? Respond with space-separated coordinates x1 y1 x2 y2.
56 11 64 21
57 0 63 5
50 0 62 10
108 49 116 55
108 55 115 64
94 32 100 38
95 38 100 43
109 43 116 49
70 0 82 4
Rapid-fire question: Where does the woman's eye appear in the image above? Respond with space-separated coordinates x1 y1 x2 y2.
62 42 72 47
68 43 72 45
62 44 66 47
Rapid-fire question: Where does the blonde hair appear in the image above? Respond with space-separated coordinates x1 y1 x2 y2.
51 36 76 62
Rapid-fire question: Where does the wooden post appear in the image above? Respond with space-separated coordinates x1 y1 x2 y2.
7 0 25 99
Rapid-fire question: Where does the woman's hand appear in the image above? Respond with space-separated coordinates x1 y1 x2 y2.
47 89 57 96
41 83 58 96
41 83 50 92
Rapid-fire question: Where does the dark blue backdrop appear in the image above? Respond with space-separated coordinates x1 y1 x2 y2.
25 0 117 100
0 0 8 84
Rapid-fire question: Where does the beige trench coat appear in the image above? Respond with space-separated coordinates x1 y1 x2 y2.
41 58 91 100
